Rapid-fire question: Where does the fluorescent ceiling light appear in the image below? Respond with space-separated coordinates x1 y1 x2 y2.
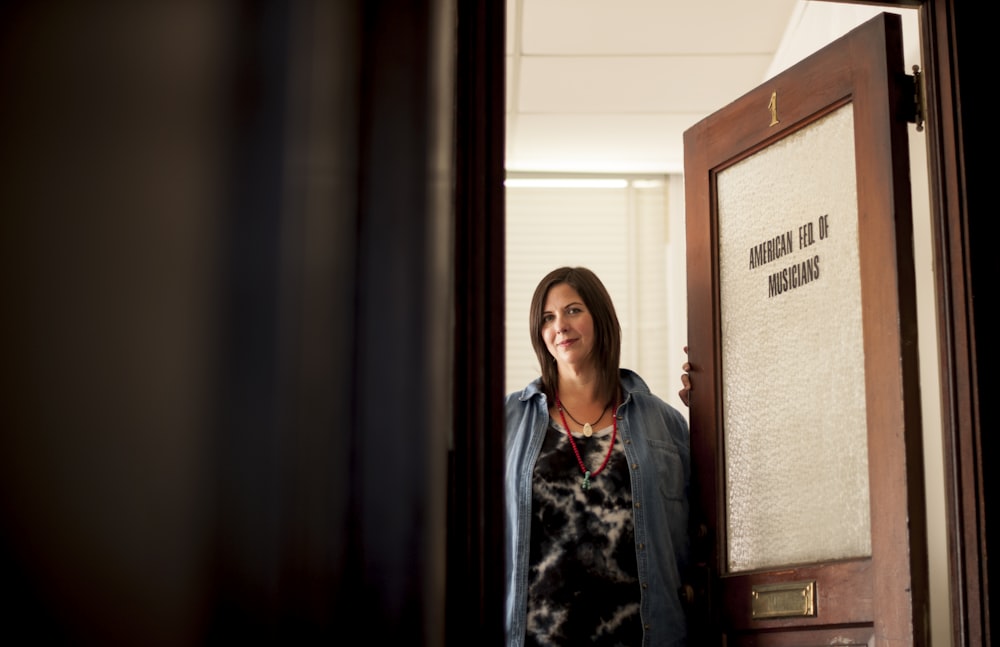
504 178 628 189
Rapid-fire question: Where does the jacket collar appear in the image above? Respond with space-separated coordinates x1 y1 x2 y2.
517 368 650 403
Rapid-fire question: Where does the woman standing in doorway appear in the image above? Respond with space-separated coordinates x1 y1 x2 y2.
504 266 690 646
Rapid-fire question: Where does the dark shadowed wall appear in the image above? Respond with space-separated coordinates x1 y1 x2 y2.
0 1 500 644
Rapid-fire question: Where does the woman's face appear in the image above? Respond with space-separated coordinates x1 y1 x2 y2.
541 282 595 371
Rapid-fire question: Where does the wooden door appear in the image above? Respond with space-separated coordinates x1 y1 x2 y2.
682 12 928 646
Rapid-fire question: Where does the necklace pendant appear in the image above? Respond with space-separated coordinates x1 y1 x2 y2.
583 422 593 437
581 470 591 490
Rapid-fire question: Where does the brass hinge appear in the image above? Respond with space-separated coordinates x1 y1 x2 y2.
908 64 925 132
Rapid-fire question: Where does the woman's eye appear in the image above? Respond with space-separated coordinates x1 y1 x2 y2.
542 314 554 323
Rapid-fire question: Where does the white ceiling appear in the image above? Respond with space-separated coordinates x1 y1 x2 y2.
504 0 915 175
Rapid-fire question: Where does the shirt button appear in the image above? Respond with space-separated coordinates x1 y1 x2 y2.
631 462 639 469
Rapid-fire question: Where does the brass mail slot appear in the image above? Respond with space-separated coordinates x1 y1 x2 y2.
751 580 816 619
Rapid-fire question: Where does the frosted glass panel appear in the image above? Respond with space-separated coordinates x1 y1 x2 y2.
717 105 871 572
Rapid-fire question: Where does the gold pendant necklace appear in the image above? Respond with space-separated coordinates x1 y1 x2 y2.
557 400 608 437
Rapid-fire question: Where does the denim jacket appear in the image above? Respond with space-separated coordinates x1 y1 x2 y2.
504 369 690 647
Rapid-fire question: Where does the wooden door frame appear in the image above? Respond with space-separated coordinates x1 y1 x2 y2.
915 0 991 644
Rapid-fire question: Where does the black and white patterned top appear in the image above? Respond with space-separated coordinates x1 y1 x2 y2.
525 419 641 646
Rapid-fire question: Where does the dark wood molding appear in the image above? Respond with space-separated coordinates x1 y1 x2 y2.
449 0 507 644
919 1 992 644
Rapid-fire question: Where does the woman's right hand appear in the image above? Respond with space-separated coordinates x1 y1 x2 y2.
678 346 691 408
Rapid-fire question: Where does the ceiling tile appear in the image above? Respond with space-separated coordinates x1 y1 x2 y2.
517 55 774 114
519 0 799 54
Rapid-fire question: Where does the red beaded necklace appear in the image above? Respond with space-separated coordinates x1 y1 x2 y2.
555 394 618 491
